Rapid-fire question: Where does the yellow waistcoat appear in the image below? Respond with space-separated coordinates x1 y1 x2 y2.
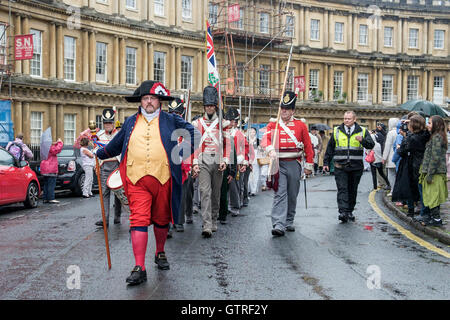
126 114 171 185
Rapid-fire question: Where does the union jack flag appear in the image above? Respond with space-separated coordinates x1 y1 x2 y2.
206 21 220 88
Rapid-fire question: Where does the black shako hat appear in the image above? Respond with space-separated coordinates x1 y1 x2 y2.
125 80 174 103
203 86 219 106
168 98 186 116
102 108 115 123
280 90 297 109
224 107 240 121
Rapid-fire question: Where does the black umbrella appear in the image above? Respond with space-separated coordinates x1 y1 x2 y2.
312 123 331 131
400 100 449 118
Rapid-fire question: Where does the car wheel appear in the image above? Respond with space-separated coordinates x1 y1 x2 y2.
24 181 39 208
73 172 85 196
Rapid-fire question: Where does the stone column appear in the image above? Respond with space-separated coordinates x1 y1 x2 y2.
347 14 353 51
396 68 402 104
23 102 30 144
113 36 120 85
328 64 334 101
323 64 328 101
299 62 305 100
49 23 56 78
304 8 310 47
275 59 280 94
170 45 176 89
119 37 126 85
377 68 383 104
324 10 329 48
423 19 428 55
347 66 352 102
142 40 148 82
56 24 64 79
397 19 403 54
50 104 57 139
352 67 358 103
148 42 154 81
56 104 64 140
175 46 181 90
352 14 358 50
305 62 310 99
196 49 203 92
402 19 408 54
89 31 96 83
402 69 408 103
14 101 23 136
82 29 89 82
372 67 378 104
203 50 208 87
427 70 433 101
88 106 96 124
22 16 30 75
299 7 305 46
14 14 22 73
82 106 89 130
422 70 428 100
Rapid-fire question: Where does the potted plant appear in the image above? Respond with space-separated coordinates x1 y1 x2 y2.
338 92 347 104
314 90 323 102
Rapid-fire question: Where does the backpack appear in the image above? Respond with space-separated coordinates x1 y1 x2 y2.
7 142 24 161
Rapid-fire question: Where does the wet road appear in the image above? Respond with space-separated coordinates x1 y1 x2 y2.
0 172 449 300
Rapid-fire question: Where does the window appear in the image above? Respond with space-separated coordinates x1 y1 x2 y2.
231 8 244 30
409 28 419 48
384 27 393 47
310 19 320 40
0 149 15 167
126 47 137 85
433 76 444 105
407 76 419 101
434 30 445 49
382 75 393 103
309 69 319 98
0 23 6 65
286 16 294 37
209 3 218 25
357 73 369 102
30 29 42 77
259 65 270 94
182 0 192 21
95 115 103 130
126 0 136 9
154 51 166 84
260 13 269 34
236 62 245 92
181 55 193 90
64 36 76 81
155 0 165 16
333 71 344 99
359 24 368 45
96 42 107 82
335 22 344 43
30 112 43 146
64 114 76 145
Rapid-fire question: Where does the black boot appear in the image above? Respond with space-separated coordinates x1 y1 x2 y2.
338 212 348 223
154 252 170 270
422 206 443 226
407 208 415 217
126 266 147 285
347 212 355 221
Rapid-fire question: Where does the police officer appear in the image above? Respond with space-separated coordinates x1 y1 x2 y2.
94 108 122 227
323 110 375 223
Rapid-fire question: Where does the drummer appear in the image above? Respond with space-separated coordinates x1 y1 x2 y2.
94 108 122 227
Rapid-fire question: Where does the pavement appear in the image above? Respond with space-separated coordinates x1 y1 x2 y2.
380 182 450 246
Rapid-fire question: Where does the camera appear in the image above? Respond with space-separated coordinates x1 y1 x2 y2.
400 122 408 132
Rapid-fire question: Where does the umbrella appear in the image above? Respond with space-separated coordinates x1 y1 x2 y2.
40 127 52 161
312 123 331 131
399 100 448 118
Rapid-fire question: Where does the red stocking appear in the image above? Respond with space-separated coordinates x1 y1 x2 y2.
154 225 168 256
131 229 148 270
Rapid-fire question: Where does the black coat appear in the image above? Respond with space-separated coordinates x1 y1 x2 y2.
392 130 430 203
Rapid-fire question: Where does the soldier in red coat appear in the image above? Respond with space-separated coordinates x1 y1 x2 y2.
261 91 314 236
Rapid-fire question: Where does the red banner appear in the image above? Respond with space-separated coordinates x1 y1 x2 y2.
294 76 306 93
228 4 240 23
14 34 33 60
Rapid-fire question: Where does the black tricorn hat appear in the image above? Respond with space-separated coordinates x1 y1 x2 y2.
168 98 186 116
102 108 115 123
203 86 219 106
125 80 174 103
224 107 240 121
280 91 297 109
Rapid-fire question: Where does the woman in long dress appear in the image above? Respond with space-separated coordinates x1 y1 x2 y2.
248 127 260 196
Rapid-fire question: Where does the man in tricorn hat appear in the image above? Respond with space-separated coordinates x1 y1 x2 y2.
96 80 198 285
261 91 314 236
191 86 231 238
94 108 122 227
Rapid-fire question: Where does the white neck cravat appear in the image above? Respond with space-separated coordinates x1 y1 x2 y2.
141 107 160 122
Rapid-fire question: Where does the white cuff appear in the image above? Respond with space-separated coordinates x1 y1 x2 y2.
237 154 245 165
193 158 199 165
243 160 249 166
304 162 314 172
222 157 229 165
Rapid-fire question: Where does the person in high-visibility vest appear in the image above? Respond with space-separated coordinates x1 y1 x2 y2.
323 111 375 223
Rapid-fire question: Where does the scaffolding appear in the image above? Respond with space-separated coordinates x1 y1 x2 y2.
209 0 294 119
0 0 13 97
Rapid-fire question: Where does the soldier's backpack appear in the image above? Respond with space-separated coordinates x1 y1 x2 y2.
7 142 24 161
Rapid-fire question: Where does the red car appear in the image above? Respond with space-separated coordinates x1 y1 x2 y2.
0 147 40 208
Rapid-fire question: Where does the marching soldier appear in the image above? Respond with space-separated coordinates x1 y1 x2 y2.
323 111 374 223
262 91 314 236
96 80 197 285
94 108 122 227
191 86 231 238
225 107 249 217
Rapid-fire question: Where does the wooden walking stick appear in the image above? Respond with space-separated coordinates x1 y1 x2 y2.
89 122 112 270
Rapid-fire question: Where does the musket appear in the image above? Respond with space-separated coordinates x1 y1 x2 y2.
89 122 112 270
267 41 295 182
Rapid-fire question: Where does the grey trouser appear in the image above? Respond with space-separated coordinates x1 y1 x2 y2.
82 165 94 197
271 160 302 231
193 177 200 211
387 167 396 189
198 154 223 231
228 171 241 213
241 167 250 206
180 174 194 223
100 161 121 221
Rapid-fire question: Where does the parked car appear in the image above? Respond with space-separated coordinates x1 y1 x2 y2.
0 147 41 208
30 146 99 196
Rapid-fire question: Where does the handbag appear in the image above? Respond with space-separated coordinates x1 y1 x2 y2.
365 150 375 163
257 157 270 166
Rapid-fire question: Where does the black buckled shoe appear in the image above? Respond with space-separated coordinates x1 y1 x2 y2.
126 266 147 285
154 252 170 270
286 226 295 232
95 220 109 228
271 228 285 236
338 213 348 223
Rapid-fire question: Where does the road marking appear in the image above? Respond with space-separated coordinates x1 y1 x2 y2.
368 190 450 259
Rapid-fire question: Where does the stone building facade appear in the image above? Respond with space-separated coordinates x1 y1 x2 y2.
0 0 449 146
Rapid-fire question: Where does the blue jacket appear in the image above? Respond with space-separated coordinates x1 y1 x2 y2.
96 107 199 225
